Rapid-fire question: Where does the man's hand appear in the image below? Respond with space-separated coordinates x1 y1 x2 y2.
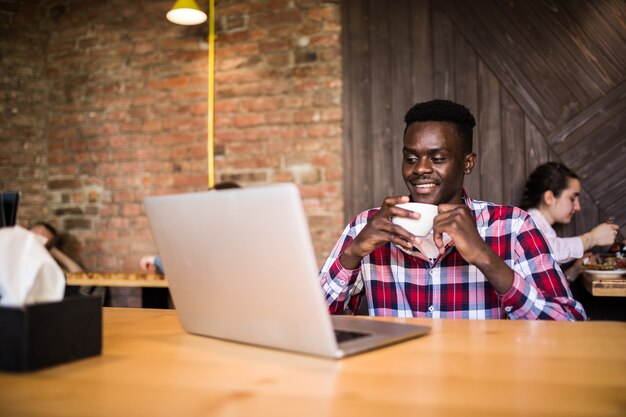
340 196 421 269
433 204 488 262
433 204 513 294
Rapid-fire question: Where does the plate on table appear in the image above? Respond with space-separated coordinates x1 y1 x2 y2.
584 269 626 279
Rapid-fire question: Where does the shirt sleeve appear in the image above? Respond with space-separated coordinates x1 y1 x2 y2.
500 214 587 321
528 209 584 264
154 256 164 274
319 211 372 315
543 235 584 264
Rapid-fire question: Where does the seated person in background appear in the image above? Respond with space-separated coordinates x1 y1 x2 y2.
319 99 586 321
31 221 106 301
520 162 619 282
139 181 242 274
31 222 82 273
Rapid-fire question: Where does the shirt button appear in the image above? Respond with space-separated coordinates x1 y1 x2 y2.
339 280 345 285
428 305 434 312
504 306 513 312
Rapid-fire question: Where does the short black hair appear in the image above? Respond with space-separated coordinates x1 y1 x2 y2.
404 99 476 154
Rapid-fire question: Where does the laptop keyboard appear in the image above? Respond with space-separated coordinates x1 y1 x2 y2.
334 329 370 343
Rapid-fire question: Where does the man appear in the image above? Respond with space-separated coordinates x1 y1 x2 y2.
31 222 82 273
320 99 586 320
31 221 106 302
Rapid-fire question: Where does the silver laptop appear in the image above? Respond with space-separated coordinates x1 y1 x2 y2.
144 183 429 359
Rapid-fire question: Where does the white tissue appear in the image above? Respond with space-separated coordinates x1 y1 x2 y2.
0 226 65 307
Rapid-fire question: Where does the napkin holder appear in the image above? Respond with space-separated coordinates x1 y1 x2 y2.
0 295 102 372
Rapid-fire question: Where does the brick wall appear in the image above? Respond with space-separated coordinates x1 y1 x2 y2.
1 0 343 306
0 0 48 222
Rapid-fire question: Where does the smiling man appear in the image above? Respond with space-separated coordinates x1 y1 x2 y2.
320 99 586 320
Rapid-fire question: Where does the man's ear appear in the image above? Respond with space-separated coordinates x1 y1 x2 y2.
463 153 477 174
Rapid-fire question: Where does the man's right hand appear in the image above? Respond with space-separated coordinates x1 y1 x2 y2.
339 196 422 269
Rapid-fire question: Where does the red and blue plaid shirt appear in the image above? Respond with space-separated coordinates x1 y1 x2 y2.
320 195 587 321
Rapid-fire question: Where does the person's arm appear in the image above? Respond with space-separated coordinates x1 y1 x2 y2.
433 204 513 294
319 213 369 315
153 256 164 274
500 217 587 321
580 223 619 251
49 247 83 272
432 205 586 320
321 195 424 314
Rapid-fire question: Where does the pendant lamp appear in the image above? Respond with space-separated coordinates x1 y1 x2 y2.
166 0 207 25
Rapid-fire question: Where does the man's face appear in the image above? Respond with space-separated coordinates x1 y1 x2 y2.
402 121 475 205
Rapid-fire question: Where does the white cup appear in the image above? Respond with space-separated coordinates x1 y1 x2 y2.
392 203 438 237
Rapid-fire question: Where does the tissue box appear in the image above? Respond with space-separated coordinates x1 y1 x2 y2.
0 295 102 372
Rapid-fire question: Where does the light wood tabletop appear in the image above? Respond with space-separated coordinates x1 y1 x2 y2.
0 308 624 417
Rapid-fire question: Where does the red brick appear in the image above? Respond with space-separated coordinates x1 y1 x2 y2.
233 113 265 127
2 0 343 307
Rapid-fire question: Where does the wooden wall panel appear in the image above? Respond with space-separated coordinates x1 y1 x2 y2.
500 90 526 205
389 1 416 196
477 61 503 204
342 0 625 237
341 0 372 220
431 8 454 101
454 30 480 199
369 0 394 205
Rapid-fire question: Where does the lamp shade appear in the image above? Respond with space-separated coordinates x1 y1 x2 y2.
166 0 207 25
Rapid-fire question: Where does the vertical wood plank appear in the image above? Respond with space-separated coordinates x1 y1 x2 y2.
341 0 373 221
389 0 415 196
500 90 526 205
477 60 503 204
402 0 434 194
523 115 551 178
432 6 454 100
369 0 394 205
410 0 433 103
454 29 480 198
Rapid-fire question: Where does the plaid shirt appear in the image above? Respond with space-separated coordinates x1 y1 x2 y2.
320 195 587 321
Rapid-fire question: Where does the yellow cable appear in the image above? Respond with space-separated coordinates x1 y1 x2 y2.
207 0 215 188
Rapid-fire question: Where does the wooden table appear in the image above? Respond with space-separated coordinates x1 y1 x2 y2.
582 272 626 297
1 308 624 417
66 272 170 308
65 272 168 288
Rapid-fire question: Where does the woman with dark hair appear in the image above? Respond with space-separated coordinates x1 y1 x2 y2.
520 162 619 282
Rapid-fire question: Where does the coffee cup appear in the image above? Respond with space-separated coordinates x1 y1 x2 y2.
392 203 438 237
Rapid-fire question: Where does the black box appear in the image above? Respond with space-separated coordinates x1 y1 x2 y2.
0 296 102 372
